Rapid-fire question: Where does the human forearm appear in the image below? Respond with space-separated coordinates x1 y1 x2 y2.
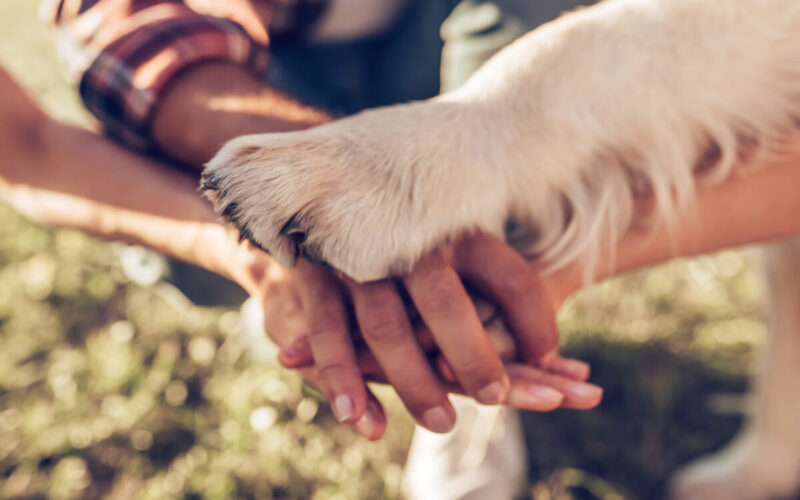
151 63 331 167
545 149 800 304
0 118 267 293
615 159 800 274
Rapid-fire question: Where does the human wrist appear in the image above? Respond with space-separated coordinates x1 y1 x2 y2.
201 222 276 296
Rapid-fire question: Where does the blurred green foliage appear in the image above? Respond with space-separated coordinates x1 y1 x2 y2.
0 207 412 499
0 1 769 499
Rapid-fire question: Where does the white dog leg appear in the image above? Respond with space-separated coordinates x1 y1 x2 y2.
204 0 800 283
671 238 800 500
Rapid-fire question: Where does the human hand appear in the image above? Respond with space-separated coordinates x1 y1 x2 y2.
273 232 602 438
247 263 391 440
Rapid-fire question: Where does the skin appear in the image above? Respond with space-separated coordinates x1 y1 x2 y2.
150 62 593 429
4 64 800 439
0 65 595 437
156 63 800 432
282 149 800 437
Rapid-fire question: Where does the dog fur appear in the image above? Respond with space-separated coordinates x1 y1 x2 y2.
203 0 800 283
203 0 800 497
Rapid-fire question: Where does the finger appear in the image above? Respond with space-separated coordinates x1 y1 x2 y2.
279 320 441 374
439 378 564 412
279 333 408 376
436 355 457 383
294 259 367 424
356 319 438 374
437 357 565 411
437 355 595 410
480 310 589 380
357 321 438 375
299 367 387 440
278 334 314 368
347 278 456 433
404 251 509 405
279 334 381 373
439 363 603 411
453 233 559 366
505 380 565 411
352 390 388 441
505 363 603 409
543 352 592 381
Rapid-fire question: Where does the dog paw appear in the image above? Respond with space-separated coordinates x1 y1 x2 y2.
670 430 800 500
202 101 511 282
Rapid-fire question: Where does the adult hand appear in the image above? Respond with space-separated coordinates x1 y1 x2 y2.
276 232 602 437
249 262 389 441
223 240 388 440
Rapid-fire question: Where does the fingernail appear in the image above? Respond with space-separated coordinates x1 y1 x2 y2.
528 386 564 404
278 342 310 368
477 379 508 405
436 356 456 383
563 359 591 379
333 394 355 422
354 414 376 438
281 344 302 359
280 336 308 357
422 406 454 433
567 383 603 400
354 403 379 439
509 385 564 409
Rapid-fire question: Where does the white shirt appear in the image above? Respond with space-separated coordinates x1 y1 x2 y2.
311 0 410 41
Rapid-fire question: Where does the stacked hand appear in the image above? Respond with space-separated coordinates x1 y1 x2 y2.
239 231 603 441
7 62 800 443
0 66 600 442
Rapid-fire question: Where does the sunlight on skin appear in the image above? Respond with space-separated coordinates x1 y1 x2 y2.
3 61 800 439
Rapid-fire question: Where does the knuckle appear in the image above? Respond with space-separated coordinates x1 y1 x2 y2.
307 302 345 333
356 281 398 309
402 392 445 417
304 280 336 304
390 375 445 411
307 320 343 345
453 355 496 386
361 313 408 346
454 353 488 375
418 270 460 310
356 284 394 311
316 359 354 379
498 265 537 298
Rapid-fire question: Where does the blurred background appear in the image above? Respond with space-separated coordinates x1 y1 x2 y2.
0 1 768 498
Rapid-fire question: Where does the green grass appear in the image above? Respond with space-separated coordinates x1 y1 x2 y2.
0 2 767 498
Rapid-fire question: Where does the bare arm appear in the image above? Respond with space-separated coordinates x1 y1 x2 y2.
151 63 330 166
0 68 266 293
545 150 800 306
43 0 332 166
7 56 800 435
285 150 800 402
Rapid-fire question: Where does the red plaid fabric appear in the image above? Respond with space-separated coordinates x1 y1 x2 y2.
42 0 328 150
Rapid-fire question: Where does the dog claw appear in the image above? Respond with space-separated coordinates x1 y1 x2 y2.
236 223 269 253
280 213 304 237
200 171 222 191
300 243 333 270
220 202 239 220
